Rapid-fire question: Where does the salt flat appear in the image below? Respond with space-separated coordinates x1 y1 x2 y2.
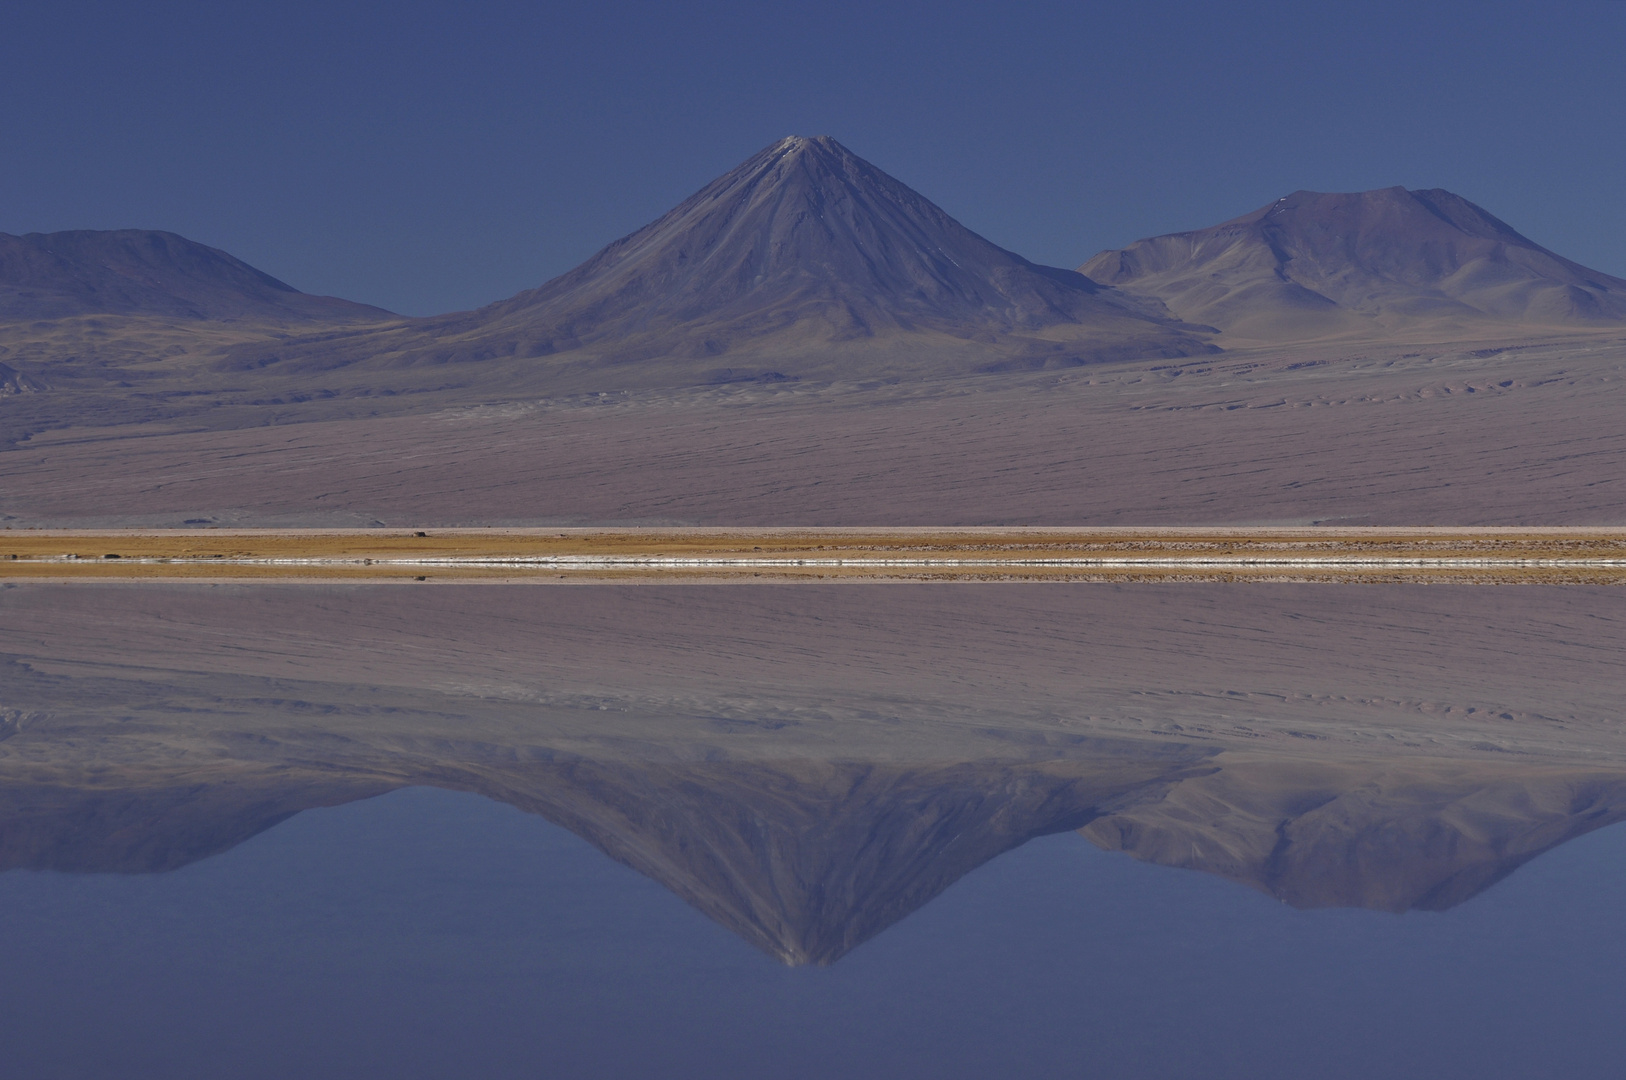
6 333 1626 529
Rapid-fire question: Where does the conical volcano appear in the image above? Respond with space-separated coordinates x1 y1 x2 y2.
481 135 1186 350
226 136 1214 387
1080 187 1626 342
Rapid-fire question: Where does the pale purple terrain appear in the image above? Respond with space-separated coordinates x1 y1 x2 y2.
3 137 1625 526
7 332 1624 526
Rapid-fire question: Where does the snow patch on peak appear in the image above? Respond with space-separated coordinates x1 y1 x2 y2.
776 135 841 155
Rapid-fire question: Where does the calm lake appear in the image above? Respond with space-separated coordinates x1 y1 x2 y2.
2 581 1623 1078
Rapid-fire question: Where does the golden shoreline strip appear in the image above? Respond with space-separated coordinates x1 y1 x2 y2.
3 527 1625 583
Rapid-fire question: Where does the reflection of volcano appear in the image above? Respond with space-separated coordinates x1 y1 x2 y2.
4 746 1626 963
0 749 1210 965
473 757 1201 965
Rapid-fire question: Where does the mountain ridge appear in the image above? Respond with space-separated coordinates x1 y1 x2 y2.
212 135 1217 386
1080 186 1626 342
0 228 395 324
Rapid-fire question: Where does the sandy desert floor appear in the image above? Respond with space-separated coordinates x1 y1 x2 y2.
7 333 1626 531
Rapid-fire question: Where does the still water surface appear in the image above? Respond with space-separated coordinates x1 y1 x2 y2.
3 787 1624 1079
2 582 1623 1077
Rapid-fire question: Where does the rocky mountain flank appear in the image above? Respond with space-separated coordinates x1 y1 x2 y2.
469 136 1207 359
0 229 393 323
220 136 1216 386
1081 187 1626 342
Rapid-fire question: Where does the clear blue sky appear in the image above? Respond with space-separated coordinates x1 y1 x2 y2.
5 0 1623 315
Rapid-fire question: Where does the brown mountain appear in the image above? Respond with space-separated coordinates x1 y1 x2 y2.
1080 187 1626 342
0 229 393 323
221 136 1215 387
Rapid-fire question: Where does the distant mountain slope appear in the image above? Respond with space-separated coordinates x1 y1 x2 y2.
0 229 394 323
473 135 1197 354
0 361 44 395
1080 187 1626 341
223 136 1214 387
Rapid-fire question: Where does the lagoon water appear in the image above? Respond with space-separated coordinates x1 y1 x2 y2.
2 582 1624 1077
3 786 1625 1079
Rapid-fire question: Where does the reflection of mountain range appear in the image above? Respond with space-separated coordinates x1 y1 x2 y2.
0 777 393 873
5 746 1625 963
6 582 1626 961
0 748 1211 965
1081 757 1626 912
8 579 1626 961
